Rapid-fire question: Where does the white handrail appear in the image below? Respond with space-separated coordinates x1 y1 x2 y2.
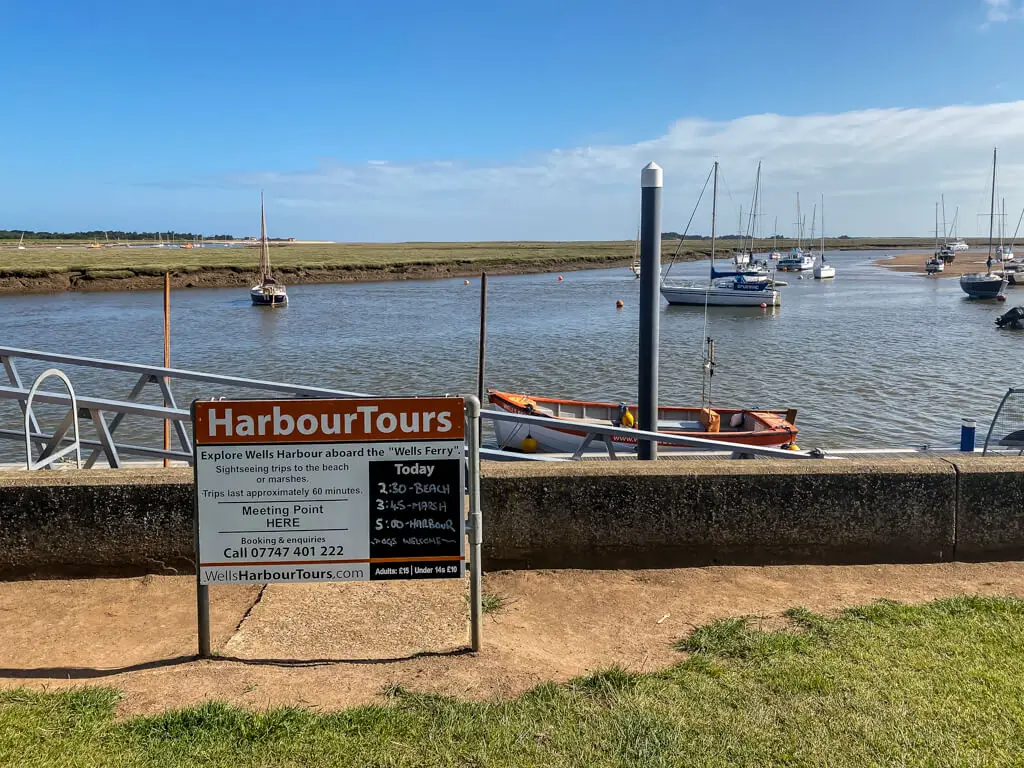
25 369 81 470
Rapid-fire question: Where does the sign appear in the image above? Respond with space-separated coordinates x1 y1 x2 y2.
193 397 465 585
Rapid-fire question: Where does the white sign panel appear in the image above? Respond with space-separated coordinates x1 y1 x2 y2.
193 398 465 585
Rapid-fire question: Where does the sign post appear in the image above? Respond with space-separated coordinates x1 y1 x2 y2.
192 396 481 657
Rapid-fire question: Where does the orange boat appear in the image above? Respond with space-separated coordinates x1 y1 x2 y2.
487 389 798 453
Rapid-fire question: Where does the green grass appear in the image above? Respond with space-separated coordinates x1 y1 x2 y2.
0 238 939 281
4 596 1023 766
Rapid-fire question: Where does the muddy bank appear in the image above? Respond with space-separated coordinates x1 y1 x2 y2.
873 251 1007 279
0 256 649 295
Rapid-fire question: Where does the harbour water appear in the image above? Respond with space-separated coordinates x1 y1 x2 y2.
0 249 1020 454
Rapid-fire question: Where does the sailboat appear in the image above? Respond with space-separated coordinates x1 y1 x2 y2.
926 202 945 275
16 233 25 250
777 194 815 271
711 163 772 280
250 192 288 307
769 217 781 260
960 148 1007 299
813 197 835 279
660 162 781 307
629 225 641 278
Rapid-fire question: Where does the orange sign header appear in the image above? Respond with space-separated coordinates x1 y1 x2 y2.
194 397 465 445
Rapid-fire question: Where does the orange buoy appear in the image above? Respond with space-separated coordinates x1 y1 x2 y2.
616 299 624 309
760 303 767 308
557 275 564 281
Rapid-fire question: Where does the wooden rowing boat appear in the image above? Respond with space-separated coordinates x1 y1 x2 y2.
488 390 798 453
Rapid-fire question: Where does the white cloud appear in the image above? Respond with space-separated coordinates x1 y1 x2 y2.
984 0 1024 22
206 101 1024 241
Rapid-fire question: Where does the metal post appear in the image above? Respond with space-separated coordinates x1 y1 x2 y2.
960 418 977 452
163 273 171 468
638 162 662 460
465 395 483 652
192 402 211 658
476 272 487 449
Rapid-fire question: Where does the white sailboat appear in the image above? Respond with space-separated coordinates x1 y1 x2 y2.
17 233 25 250
769 216 781 260
250 192 288 307
777 194 814 271
660 162 781 308
813 197 835 279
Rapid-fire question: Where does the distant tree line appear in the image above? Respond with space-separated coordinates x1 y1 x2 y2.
662 232 851 240
0 230 236 241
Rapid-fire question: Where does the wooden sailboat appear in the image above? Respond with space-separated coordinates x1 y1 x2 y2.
250 192 288 307
960 149 1007 299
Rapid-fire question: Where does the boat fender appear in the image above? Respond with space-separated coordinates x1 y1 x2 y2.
521 434 538 453
729 413 744 428
621 410 635 428
785 443 800 451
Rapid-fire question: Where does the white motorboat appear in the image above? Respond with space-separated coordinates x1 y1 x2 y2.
250 192 288 307
925 256 945 275
778 248 814 271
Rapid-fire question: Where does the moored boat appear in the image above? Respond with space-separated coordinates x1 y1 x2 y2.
250 192 288 307
660 161 781 307
960 148 1007 300
488 390 798 453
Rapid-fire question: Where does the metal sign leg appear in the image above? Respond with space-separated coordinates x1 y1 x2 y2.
466 396 483 653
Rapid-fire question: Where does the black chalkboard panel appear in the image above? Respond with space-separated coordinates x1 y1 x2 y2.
368 458 464 580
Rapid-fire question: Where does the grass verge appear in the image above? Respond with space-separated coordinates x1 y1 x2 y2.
3 596 1023 766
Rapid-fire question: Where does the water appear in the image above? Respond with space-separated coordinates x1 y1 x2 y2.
0 250 1019 454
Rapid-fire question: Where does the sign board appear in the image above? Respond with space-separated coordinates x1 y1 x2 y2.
193 397 465 585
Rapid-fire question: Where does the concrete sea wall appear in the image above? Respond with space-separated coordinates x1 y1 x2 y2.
0 457 1022 578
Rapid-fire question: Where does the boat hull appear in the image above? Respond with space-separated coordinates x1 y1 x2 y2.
959 274 1006 299
813 265 835 279
661 285 780 306
488 390 797 453
250 286 288 306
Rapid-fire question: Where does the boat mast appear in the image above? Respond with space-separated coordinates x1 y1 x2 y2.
751 161 761 255
709 161 718 273
934 201 939 253
821 195 825 264
796 193 802 250
987 148 997 274
773 216 778 251
941 195 948 241
259 191 272 283
1001 198 1006 249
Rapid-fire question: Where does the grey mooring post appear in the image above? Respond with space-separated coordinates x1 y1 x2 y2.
638 162 662 460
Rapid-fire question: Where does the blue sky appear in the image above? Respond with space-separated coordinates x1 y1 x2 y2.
1 0 1023 240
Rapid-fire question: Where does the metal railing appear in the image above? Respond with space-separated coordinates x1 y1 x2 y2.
0 345 915 469
0 346 371 469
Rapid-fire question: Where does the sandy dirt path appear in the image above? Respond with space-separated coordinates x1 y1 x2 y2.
2 563 1024 715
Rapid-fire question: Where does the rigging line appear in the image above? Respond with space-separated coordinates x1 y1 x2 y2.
663 164 714 281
